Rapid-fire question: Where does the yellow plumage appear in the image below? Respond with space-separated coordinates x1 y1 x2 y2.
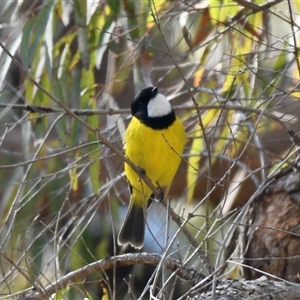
117 86 186 249
125 116 185 207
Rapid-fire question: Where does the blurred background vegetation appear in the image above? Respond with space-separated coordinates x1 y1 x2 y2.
1 0 300 299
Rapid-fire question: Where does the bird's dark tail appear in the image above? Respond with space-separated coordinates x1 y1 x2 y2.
118 202 145 249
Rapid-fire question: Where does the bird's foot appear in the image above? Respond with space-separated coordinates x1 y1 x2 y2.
136 166 146 182
153 187 164 203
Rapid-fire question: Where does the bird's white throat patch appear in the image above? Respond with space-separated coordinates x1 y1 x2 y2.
147 93 172 118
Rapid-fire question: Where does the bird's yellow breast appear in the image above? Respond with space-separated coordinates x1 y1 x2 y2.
124 116 185 206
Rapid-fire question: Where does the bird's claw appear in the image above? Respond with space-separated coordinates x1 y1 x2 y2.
153 188 164 203
136 167 146 182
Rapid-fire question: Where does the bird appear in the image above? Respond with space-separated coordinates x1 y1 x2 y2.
117 86 186 249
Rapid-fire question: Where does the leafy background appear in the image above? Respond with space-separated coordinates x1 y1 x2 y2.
1 0 300 299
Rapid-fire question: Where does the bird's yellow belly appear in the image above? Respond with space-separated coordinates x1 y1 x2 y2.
124 117 185 205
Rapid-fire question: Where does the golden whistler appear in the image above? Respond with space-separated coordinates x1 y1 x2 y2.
118 87 186 249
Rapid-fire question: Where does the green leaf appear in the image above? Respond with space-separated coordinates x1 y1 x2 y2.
209 0 222 24
109 0 121 16
295 1 300 12
69 153 79 194
20 18 35 71
50 287 70 300
53 78 66 106
55 117 67 147
69 119 83 148
88 140 101 195
70 65 82 107
80 67 96 107
123 0 147 39
74 0 90 69
36 66 53 106
209 0 240 24
44 42 53 81
94 5 116 69
186 109 220 203
187 126 203 204
86 99 101 195
21 0 55 70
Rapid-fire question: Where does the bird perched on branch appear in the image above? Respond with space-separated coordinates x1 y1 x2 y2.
118 86 186 249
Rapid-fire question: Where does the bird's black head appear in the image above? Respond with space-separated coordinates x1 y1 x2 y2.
130 86 175 129
131 86 157 117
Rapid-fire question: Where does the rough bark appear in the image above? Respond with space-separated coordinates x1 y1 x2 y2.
193 276 300 300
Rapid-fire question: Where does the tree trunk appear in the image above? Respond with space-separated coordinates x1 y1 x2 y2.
193 277 300 300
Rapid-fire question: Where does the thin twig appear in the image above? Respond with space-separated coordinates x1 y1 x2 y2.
15 253 205 300
162 203 212 274
287 0 300 78
0 41 161 200
0 102 294 134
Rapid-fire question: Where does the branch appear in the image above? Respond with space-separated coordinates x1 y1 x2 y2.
192 276 300 300
0 102 294 133
16 252 205 300
0 41 161 200
162 203 213 274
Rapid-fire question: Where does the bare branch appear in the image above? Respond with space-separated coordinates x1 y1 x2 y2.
16 252 205 300
192 276 300 300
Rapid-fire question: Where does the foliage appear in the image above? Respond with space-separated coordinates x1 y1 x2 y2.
0 0 300 298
